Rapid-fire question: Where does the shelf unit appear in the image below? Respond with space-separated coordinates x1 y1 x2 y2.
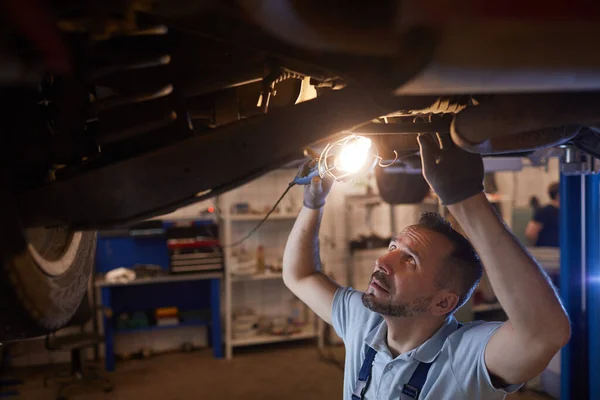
231 325 317 347
219 170 322 359
226 213 298 222
230 272 283 282
114 319 210 335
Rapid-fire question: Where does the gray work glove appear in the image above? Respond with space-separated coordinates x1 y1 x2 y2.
298 159 334 209
417 133 484 205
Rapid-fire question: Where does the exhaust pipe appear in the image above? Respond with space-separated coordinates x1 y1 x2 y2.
451 93 600 152
451 125 581 155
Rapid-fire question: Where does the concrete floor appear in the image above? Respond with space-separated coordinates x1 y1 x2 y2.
9 342 552 400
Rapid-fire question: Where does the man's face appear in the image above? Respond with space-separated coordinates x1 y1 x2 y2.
362 225 454 317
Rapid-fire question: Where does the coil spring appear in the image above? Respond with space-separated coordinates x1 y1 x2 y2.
53 23 190 180
87 24 190 148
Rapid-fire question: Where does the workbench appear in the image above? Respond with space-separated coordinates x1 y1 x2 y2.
95 271 223 371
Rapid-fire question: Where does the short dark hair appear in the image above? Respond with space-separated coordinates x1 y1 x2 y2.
417 212 483 312
548 182 559 201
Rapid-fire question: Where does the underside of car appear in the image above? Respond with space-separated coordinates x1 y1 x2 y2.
2 0 600 341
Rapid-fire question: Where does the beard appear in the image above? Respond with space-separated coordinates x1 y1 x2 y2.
361 271 432 317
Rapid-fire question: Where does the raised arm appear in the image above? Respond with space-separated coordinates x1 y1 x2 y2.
418 133 570 385
283 166 339 324
449 194 569 384
283 206 339 324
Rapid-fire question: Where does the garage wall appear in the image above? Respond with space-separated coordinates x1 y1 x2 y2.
496 157 560 207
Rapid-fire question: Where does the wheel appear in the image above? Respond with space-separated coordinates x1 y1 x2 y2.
375 167 431 204
0 218 96 341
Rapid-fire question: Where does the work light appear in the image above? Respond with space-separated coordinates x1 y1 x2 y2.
294 134 396 185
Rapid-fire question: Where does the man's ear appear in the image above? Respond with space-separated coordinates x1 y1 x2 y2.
431 289 460 316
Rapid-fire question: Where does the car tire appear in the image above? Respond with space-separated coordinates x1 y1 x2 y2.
375 167 431 204
0 225 96 342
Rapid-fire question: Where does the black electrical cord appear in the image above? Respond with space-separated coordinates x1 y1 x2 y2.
222 182 297 248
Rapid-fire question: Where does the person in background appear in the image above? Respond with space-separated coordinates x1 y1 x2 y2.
529 195 540 212
525 182 560 247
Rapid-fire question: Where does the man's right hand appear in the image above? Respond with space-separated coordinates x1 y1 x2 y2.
298 159 334 209
417 133 484 205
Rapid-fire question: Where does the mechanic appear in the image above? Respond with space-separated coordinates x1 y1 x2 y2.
526 182 560 247
282 133 570 399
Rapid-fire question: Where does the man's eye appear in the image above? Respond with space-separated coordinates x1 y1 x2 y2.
388 245 397 252
406 255 416 265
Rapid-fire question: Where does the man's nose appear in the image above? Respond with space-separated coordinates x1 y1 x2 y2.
375 254 394 275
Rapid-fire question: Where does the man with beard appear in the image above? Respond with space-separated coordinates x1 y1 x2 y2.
282 133 570 399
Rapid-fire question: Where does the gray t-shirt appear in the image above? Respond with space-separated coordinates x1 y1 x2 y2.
332 287 522 400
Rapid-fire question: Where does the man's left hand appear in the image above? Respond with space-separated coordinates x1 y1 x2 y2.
417 133 484 205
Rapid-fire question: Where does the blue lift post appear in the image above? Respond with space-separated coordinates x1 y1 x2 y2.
560 174 587 400
560 171 600 400
586 174 600 400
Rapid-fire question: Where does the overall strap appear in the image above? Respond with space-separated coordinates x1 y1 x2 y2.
400 323 464 399
351 346 377 400
401 361 433 399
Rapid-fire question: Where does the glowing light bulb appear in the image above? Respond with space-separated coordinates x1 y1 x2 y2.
336 136 372 173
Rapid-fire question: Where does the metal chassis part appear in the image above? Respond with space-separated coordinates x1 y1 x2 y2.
16 88 436 229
